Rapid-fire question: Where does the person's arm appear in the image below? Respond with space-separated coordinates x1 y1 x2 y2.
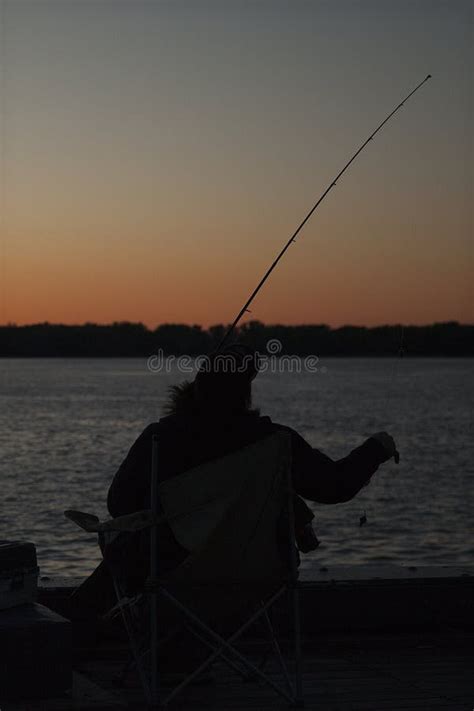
276 424 392 504
107 424 156 517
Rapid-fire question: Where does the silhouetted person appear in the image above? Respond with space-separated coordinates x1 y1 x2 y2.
72 345 398 625
105 344 398 589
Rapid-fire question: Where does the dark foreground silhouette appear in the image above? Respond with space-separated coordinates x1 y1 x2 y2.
73 346 398 632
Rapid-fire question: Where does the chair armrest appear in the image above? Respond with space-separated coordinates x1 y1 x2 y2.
64 510 100 532
64 509 164 533
64 498 231 535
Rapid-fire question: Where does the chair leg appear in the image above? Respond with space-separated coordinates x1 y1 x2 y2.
111 579 152 705
150 584 160 708
186 624 250 680
291 584 304 707
261 605 294 696
114 626 178 689
160 587 295 706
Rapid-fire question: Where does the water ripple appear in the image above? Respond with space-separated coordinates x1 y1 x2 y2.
1 357 473 577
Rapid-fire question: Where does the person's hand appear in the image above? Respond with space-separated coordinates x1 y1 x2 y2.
371 432 400 463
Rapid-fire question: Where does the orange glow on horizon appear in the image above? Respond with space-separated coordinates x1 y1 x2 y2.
1 2 472 329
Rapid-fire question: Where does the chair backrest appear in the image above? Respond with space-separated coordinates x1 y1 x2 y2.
158 432 292 590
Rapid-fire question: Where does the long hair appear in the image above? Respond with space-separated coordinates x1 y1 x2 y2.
163 380 196 416
163 345 259 417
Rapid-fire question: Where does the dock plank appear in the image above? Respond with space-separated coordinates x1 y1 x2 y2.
33 569 474 709
73 631 473 711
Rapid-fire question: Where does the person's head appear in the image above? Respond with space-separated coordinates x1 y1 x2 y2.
164 344 259 417
194 344 259 414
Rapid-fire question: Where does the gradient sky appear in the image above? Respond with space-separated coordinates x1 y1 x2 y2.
0 0 472 328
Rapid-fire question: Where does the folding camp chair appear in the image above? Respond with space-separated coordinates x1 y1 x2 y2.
65 431 304 708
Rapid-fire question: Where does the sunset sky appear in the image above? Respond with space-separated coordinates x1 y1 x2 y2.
0 0 472 328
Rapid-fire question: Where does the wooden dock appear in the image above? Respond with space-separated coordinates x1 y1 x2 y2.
4 565 473 710
5 629 473 710
69 627 473 711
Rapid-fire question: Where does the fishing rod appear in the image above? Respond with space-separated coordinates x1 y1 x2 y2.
218 74 432 351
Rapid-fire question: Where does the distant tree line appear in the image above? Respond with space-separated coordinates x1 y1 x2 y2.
0 320 472 357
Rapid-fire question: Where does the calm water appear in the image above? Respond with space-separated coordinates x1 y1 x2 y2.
1 358 473 578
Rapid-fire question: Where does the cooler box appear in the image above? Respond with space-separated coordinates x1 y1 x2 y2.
0 603 72 700
0 540 39 610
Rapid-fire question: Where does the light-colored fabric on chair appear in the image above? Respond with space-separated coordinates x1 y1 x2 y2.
156 432 293 625
158 432 291 585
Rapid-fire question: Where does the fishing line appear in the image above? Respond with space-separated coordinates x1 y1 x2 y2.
359 324 405 527
383 325 406 415
361 204 420 527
